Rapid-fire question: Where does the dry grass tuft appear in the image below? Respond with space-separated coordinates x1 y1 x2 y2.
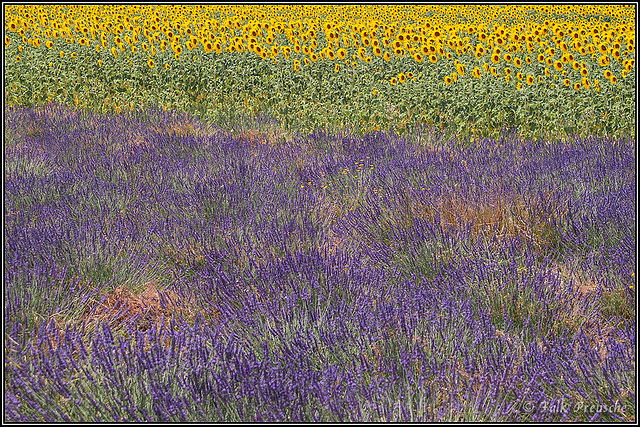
33 280 218 354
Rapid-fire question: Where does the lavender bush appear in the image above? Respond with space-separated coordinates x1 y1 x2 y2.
4 103 635 422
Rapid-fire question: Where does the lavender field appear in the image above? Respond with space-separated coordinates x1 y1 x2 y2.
3 103 635 422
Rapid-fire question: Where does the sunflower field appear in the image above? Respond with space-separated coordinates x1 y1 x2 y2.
3 4 636 139
3 5 637 423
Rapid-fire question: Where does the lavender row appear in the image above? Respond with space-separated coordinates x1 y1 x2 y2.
4 104 635 421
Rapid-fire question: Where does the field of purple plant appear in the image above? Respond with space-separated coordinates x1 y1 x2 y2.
4 103 636 422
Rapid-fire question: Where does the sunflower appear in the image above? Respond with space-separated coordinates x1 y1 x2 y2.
491 53 500 64
383 51 391 62
504 67 512 76
111 46 118 58
414 53 423 63
504 53 512 62
514 57 522 67
46 40 53 49
98 59 102 67
553 60 563 71
165 63 170 70
604 69 612 79
598 55 609 66
148 57 154 68
398 73 406 83
563 78 570 86
390 77 397 85
526 74 534 85
60 51 64 58
573 82 581 90
472 67 481 78
294 59 300 71
444 75 453 85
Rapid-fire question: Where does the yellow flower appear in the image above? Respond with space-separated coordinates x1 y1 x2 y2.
148 57 154 68
472 67 481 78
334 63 339 72
98 59 102 67
390 77 397 85
165 63 170 70
574 82 581 90
526 74 534 85
60 51 64 58
444 75 453 85
517 82 522 90
111 46 118 58
398 73 406 83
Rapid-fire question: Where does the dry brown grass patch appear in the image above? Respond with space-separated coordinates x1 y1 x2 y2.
33 280 218 354
391 188 562 253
